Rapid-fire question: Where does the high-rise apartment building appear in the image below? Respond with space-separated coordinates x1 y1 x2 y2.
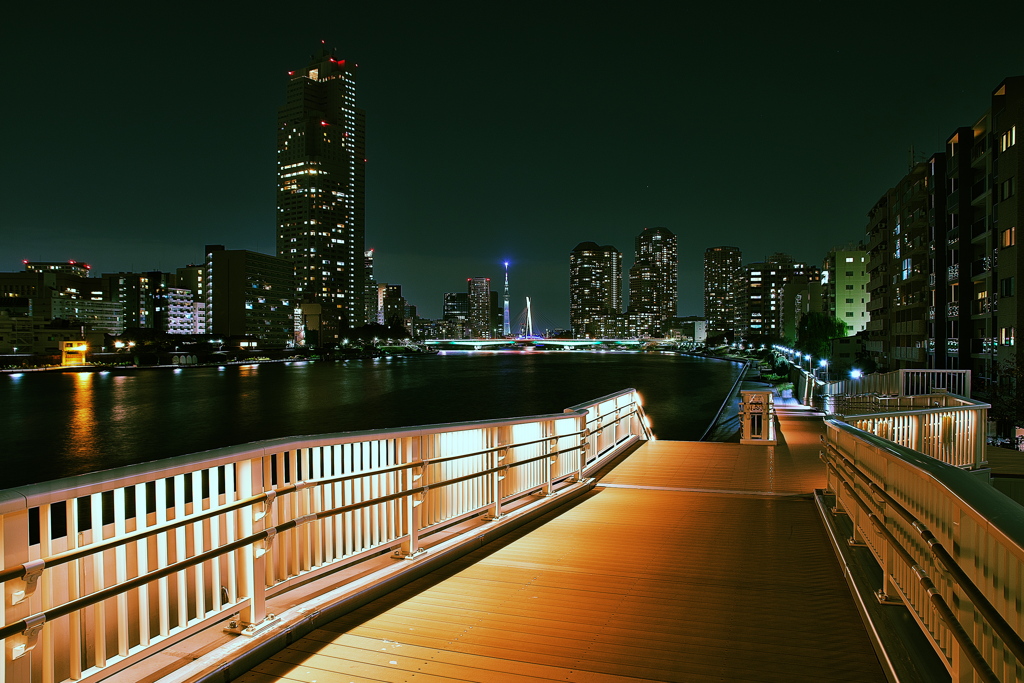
628 227 677 336
467 277 491 338
442 292 470 339
569 242 622 338
740 253 818 340
857 76 1024 387
822 247 869 335
703 246 742 339
204 245 298 348
276 48 366 345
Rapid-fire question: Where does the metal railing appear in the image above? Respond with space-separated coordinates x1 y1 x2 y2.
833 393 990 470
0 389 650 683
823 420 1024 683
822 369 972 399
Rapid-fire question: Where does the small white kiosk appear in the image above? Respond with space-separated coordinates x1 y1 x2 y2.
739 389 777 445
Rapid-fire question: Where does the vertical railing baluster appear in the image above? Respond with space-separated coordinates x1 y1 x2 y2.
113 487 129 656
89 492 105 669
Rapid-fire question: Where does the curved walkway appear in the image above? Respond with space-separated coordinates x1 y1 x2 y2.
237 412 885 683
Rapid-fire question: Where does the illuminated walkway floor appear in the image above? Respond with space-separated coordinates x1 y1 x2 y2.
237 414 885 683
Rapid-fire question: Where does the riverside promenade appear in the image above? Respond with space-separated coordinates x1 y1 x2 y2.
235 403 887 683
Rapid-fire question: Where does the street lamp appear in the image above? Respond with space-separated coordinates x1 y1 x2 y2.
819 358 828 382
850 369 863 380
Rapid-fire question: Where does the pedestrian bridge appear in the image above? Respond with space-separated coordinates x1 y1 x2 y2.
1 376 1022 683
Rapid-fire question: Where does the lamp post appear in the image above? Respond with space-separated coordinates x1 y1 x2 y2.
819 358 829 382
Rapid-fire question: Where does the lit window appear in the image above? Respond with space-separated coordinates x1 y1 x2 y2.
1002 226 1017 248
1000 126 1017 152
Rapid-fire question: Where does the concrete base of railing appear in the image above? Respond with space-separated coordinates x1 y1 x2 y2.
107 467 625 683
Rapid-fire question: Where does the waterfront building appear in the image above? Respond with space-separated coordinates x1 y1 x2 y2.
377 283 407 329
39 296 124 335
467 277 492 338
703 246 742 340
628 227 677 335
276 48 366 344
821 246 869 335
864 162 937 370
569 242 622 338
23 260 92 277
740 253 818 341
175 265 208 335
856 76 1024 383
0 267 123 335
204 245 298 348
0 312 101 355
100 272 160 330
364 249 377 326
442 292 469 339
666 316 708 342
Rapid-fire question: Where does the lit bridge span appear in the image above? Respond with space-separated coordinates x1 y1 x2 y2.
1 374 1023 683
424 338 661 350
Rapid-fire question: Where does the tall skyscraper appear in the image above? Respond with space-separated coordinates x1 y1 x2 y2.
628 227 678 335
703 246 742 339
276 47 366 345
467 277 491 338
569 242 622 338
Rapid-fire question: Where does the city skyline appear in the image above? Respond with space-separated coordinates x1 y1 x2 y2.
4 4 1024 327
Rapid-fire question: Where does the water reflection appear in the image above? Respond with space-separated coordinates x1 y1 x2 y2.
68 372 98 465
1 354 743 488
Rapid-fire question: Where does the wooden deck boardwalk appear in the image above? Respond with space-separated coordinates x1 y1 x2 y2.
237 410 885 682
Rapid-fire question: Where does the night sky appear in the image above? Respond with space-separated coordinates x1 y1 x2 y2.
4 3 1024 329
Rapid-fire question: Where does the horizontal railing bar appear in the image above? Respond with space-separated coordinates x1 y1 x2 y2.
0 490 270 584
825 434 1024 667
0 430 591 584
0 410 601 512
866 478 1024 664
826 464 999 683
0 442 590 637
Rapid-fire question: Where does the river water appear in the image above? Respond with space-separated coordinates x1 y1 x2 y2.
1 351 743 489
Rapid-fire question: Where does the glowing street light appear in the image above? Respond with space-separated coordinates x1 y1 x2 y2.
850 369 863 380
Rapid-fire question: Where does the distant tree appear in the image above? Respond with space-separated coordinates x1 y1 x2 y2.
987 359 1024 435
796 313 848 360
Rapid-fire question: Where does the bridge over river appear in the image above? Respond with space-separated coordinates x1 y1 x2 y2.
2 373 1022 683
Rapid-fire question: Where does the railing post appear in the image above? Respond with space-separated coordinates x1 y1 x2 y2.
973 407 986 469
2 505 35 679
395 436 426 558
486 425 511 521
235 457 271 634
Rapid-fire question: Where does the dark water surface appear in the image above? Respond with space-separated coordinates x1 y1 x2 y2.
1 351 742 488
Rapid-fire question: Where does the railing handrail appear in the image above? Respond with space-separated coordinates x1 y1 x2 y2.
0 401 624 513
825 419 1024 553
0 413 654 585
843 397 991 421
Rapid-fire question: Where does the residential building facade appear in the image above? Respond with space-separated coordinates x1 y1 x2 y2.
276 48 366 344
569 242 622 338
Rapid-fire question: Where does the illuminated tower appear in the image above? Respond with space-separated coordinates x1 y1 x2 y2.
276 46 366 345
502 262 511 337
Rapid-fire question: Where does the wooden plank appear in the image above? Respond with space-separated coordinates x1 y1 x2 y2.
238 434 885 683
